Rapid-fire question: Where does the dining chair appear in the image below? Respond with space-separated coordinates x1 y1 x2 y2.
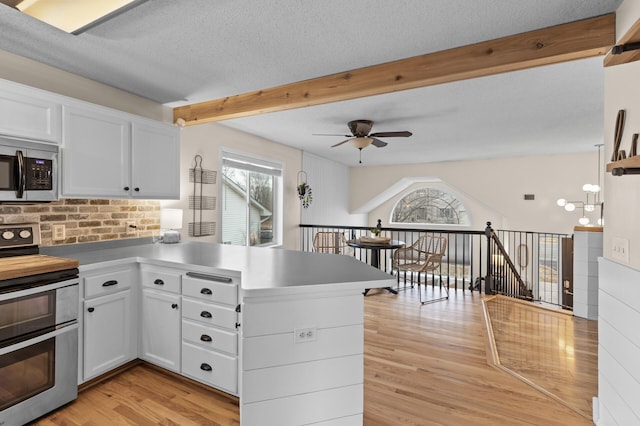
312 231 348 254
392 235 448 304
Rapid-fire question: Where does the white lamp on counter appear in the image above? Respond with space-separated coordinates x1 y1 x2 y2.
160 208 183 244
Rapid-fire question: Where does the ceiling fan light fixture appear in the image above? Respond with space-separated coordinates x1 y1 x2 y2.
349 137 373 149
8 0 147 34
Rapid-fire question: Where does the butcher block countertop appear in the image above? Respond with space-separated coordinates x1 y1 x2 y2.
0 254 79 281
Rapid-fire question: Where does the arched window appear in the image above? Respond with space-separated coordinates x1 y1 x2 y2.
391 188 470 225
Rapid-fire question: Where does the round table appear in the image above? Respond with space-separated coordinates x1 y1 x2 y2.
347 239 405 295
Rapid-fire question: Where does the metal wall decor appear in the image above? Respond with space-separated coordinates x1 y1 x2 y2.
189 154 216 237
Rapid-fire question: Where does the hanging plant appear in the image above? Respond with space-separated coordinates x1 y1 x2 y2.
297 171 313 208
298 182 313 208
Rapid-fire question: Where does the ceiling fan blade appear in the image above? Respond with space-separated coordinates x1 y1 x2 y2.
369 131 412 138
312 133 350 137
331 139 351 148
371 138 388 148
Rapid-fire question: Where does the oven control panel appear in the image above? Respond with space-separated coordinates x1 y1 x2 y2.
0 224 40 248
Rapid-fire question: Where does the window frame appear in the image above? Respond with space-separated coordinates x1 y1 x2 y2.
389 186 471 227
220 149 283 247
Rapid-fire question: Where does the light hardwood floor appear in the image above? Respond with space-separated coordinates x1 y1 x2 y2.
34 287 595 425
483 295 598 419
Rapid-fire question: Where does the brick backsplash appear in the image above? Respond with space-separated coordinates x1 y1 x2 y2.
0 199 160 247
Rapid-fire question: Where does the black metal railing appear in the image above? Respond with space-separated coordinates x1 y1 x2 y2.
300 223 486 292
300 222 571 306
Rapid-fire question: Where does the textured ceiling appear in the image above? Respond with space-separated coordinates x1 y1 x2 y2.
0 0 622 166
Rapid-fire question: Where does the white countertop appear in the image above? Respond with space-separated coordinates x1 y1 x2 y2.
42 241 395 296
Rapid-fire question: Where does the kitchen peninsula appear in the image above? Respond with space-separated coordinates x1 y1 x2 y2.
43 240 394 426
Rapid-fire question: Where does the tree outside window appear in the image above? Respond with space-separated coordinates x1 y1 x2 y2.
391 188 469 225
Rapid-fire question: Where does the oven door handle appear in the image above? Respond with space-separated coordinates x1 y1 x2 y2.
0 322 78 356
15 150 25 199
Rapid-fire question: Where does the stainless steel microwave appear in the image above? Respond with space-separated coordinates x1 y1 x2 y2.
0 136 58 202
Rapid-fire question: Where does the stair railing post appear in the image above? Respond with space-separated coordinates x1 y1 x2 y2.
485 221 493 295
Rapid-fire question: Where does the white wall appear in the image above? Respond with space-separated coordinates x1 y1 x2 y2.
170 122 302 250
301 152 367 227
0 48 170 122
597 0 640 423
350 152 602 234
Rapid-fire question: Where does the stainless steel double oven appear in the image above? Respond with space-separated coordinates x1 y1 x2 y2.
0 224 79 425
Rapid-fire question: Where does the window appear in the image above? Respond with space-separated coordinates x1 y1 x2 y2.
391 188 470 225
221 151 282 246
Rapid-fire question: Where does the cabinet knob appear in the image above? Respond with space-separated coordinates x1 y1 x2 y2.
200 311 212 319
171 303 179 309
154 279 165 285
124 186 130 191
134 187 140 192
87 307 95 313
200 363 212 372
200 334 212 342
200 288 212 295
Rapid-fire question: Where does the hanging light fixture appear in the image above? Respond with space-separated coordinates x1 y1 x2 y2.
556 144 604 226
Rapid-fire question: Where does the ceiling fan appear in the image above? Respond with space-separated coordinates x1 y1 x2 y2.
314 119 412 163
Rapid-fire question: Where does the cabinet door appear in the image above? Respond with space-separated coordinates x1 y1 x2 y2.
142 289 181 371
83 289 132 380
62 105 130 198
131 120 180 199
0 82 62 143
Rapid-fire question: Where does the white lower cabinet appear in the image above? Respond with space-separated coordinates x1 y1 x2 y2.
141 289 181 372
182 341 238 391
83 288 133 380
181 272 239 395
80 265 137 382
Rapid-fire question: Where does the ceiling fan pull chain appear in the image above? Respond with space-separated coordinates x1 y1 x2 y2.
359 148 363 164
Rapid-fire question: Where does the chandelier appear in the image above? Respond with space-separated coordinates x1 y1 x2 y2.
556 144 604 226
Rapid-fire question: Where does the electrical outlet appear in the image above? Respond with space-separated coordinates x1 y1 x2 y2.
612 237 629 263
294 327 317 344
126 221 137 235
52 224 65 241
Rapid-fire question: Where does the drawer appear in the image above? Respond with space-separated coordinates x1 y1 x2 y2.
182 318 237 356
84 268 132 298
182 272 237 306
141 267 181 294
182 341 237 394
182 298 237 330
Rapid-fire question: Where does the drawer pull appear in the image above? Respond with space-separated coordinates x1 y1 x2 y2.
171 303 179 309
200 311 212 319
200 288 212 295
200 363 212 372
200 334 212 342
186 272 232 283
154 279 165 285
102 280 118 287
87 307 95 313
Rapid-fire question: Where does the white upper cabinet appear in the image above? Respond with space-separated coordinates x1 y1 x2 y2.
62 103 180 200
62 104 131 198
0 79 62 143
131 120 180 199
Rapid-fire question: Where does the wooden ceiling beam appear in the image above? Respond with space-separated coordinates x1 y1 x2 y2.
173 14 615 126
